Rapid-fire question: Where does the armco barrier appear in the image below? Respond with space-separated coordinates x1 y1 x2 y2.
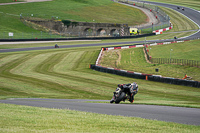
90 64 200 88
0 33 155 42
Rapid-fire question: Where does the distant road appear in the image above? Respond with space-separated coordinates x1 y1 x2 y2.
0 40 154 53
137 0 200 39
0 1 200 53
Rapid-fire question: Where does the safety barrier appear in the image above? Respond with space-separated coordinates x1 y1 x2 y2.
0 33 155 41
90 64 200 88
90 41 200 88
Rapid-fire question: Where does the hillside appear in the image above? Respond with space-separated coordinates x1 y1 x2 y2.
0 0 147 33
100 39 200 81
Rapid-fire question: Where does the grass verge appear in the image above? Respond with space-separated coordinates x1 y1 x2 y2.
0 46 200 108
0 0 147 34
0 103 199 133
100 39 200 81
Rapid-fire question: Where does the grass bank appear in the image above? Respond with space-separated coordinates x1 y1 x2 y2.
0 0 24 3
0 103 199 133
100 39 200 81
0 0 147 33
0 46 200 108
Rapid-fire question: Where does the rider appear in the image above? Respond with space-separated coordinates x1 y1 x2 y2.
118 83 138 103
55 44 59 48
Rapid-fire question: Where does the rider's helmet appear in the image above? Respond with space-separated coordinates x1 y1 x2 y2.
130 82 138 94
118 84 123 88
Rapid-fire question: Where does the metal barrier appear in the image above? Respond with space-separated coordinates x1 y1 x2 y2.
0 33 156 41
151 58 200 68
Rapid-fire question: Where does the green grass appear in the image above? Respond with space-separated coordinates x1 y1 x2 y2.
100 39 200 81
1 103 199 133
0 0 198 39
149 39 200 60
0 0 147 34
0 0 200 132
0 0 24 3
161 7 199 32
1 46 200 108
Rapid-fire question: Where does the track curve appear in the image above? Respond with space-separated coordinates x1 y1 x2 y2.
0 1 200 53
138 0 200 39
0 98 200 125
1 1 200 126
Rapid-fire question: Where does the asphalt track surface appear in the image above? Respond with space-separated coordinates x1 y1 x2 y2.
1 1 200 126
139 0 200 39
0 98 200 125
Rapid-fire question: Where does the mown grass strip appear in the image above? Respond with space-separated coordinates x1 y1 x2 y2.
1 46 200 108
0 103 199 133
0 0 146 34
160 7 199 32
100 39 200 81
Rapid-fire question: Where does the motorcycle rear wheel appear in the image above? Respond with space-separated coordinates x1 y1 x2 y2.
115 92 126 104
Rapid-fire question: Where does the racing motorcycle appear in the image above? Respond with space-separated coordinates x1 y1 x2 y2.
110 82 138 104
55 44 59 48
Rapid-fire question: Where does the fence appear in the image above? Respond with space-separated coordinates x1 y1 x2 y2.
144 45 200 68
0 32 66 39
90 40 200 88
151 58 200 68
0 31 109 39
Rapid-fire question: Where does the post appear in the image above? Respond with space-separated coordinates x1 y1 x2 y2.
41 31 42 39
149 48 151 57
170 49 173 63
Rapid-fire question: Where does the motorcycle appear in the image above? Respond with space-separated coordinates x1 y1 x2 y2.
110 82 138 104
55 44 59 48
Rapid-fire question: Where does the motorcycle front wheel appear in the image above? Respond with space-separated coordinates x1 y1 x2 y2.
115 92 126 104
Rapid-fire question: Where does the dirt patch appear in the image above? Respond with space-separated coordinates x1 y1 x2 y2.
143 48 151 64
116 50 121 66
100 50 122 67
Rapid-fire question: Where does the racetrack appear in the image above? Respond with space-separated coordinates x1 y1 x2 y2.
0 0 200 53
0 98 200 125
1 1 200 126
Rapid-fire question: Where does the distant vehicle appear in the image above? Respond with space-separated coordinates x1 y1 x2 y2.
177 6 180 9
129 28 139 35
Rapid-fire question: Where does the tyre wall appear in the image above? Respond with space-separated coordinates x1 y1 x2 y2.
90 64 200 88
90 40 200 88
